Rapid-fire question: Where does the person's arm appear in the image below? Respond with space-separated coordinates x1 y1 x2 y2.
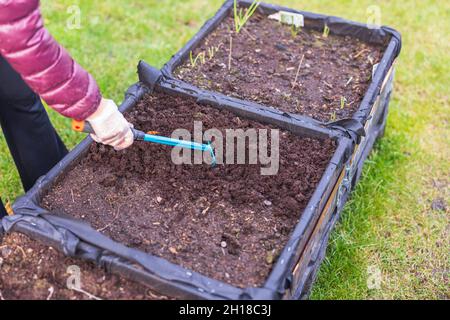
0 0 133 150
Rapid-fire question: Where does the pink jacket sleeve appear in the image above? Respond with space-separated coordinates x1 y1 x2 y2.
0 0 101 120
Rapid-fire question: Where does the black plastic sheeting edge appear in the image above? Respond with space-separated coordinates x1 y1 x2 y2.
2 212 245 300
139 62 339 142
297 91 391 299
2 72 357 300
160 0 402 144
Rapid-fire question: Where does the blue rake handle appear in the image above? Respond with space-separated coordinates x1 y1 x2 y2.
139 131 217 166
71 119 216 166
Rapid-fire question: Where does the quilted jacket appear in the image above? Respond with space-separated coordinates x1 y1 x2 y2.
0 0 101 120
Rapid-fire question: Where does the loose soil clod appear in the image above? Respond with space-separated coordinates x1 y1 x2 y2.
42 92 336 288
174 13 386 122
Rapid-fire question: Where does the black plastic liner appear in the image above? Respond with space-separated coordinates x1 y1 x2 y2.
2 74 358 299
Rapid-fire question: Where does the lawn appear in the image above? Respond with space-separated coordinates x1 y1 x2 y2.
0 0 448 299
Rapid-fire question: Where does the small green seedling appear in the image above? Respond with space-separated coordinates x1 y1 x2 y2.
290 25 300 38
323 24 330 38
234 0 260 33
340 96 347 109
189 51 206 68
190 51 196 67
207 43 223 60
200 52 206 64
207 47 215 60
228 35 233 70
292 54 305 89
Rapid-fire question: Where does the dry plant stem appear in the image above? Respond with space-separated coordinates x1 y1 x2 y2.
346 77 353 86
97 206 121 232
243 28 256 41
14 245 27 259
71 287 102 300
292 54 305 89
354 48 369 58
228 35 233 71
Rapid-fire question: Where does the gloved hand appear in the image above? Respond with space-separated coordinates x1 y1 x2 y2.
86 98 134 151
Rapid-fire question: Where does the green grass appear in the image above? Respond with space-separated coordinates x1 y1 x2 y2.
1 0 448 299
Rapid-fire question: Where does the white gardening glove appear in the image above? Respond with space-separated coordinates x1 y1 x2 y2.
86 98 134 151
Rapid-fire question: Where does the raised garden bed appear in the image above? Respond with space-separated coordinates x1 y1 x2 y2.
0 232 167 300
175 13 384 122
164 0 400 127
160 0 401 211
41 92 336 288
6 79 352 299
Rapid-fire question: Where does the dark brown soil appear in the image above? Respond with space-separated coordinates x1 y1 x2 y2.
174 13 386 122
42 92 336 288
0 232 168 300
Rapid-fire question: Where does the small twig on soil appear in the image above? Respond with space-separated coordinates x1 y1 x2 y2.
97 206 120 232
242 28 256 41
353 48 369 59
292 54 305 89
228 35 233 71
14 245 27 259
346 76 353 87
71 189 75 203
0 290 5 300
71 286 102 300
324 81 333 89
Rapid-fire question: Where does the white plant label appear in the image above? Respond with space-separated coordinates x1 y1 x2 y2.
269 11 304 28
